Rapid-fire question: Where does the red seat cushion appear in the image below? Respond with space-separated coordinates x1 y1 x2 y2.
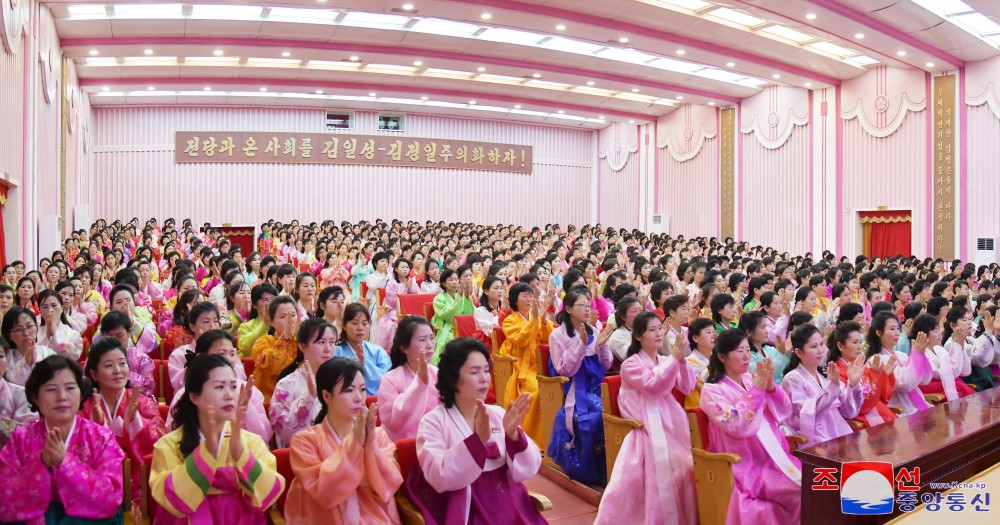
395 438 418 478
453 315 478 338
242 357 256 377
157 404 169 423
398 294 438 318
142 453 158 519
691 406 712 450
603 376 623 417
538 344 551 376
271 448 293 513
365 396 380 426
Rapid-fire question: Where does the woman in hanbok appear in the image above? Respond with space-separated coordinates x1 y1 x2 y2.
349 251 373 302
405 338 545 525
944 306 997 392
81 337 165 506
827 321 897 429
293 272 318 321
269 318 337 447
158 274 199 338
165 330 272 444
700 329 802 525
252 296 300 402
56 281 89 335
335 304 392 396
224 281 252 335
2 307 56 386
499 282 555 446
0 337 36 446
377 316 440 441
150 353 284 524
0 355 125 523
319 252 351 293
431 267 476 364
779 324 865 448
364 253 391 342
473 276 505 342
376 259 421 351
547 290 614 485
107 285 160 357
596 311 697 524
284 357 402 524
237 283 278 358
420 259 443 295
167 301 223 392
14 277 39 316
864 311 932 416
683 318 717 410
35 290 85 361
607 297 643 367
741 311 790 384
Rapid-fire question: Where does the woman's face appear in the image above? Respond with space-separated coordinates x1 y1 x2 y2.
801 292 818 313
899 286 913 303
443 272 459 293
459 270 473 287
838 287 851 303
848 278 860 294
795 333 826 368
346 313 370 343
272 303 296 329
250 255 261 270
838 331 863 362
763 299 781 318
404 324 435 365
302 326 337 366
17 280 33 299
324 374 367 421
111 292 135 316
692 326 718 350
720 301 736 321
45 266 61 285
34 369 81 425
749 321 769 345
879 319 901 348
190 311 221 340
178 279 197 296
233 285 251 309
487 280 504 302
207 337 239 367
91 349 129 391
721 339 752 376
376 258 389 272
297 277 317 301
636 317 664 349
953 312 974 338
713 274 726 290
190 366 238 422
455 351 492 404
516 289 535 313
40 294 63 321
623 303 643 328
395 262 411 280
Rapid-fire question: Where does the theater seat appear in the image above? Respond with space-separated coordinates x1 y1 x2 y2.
452 314 478 339
687 408 741 525
141 453 158 521
365 395 381 426
398 293 437 321
600 376 643 482
269 448 293 525
492 353 517 407
535 344 567 456
242 357 256 377
376 288 388 319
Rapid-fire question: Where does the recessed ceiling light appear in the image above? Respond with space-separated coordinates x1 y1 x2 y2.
632 88 640 92
144 49 153 55
805 82 813 87
315 90 323 94
806 13 817 20
281 51 291 57
676 95 684 100
413 60 423 66
369 92 377 97
556 24 566 31
514 104 522 109
349 55 360 61
260 87 267 92
204 87 212 91
708 102 715 105
618 37 629 44
214 49 224 56
420 96 428 100
586 81 595 86
628 120 635 124
557 110 565 114
598 115 605 119
101 86 109 92
855 33 864 39
676 49 685 55
726 62 735 67
402 3 414 10
772 74 781 79
897 50 906 56
532 73 541 78
318 0 326 3
469 100 477 105
926 62 935 68
477 66 486 72
89 50 99 56
147 86 155 90
481 13 491 20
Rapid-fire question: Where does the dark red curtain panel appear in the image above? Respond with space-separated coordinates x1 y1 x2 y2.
860 210 911 258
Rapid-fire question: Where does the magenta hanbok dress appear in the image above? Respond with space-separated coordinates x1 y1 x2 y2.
700 374 802 525
595 351 697 525
0 416 125 524
780 365 863 448
375 278 420 350
376 364 440 441
405 404 546 525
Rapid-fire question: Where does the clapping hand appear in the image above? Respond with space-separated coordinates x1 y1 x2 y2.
846 355 865 387
503 393 531 441
753 358 775 392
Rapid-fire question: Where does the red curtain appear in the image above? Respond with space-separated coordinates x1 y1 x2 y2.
859 210 911 258
216 226 255 255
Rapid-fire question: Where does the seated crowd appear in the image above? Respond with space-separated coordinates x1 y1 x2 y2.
1 216 999 525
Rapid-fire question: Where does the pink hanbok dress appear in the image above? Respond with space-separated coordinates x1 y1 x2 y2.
376 364 440 441
780 365 864 448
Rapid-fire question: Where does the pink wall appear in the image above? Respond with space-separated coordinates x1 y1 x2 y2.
840 67 928 258
740 86 811 254
93 107 594 227
656 105 718 237
965 55 1000 259
597 123 640 230
34 5 63 219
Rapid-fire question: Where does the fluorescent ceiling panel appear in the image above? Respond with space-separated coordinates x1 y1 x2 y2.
422 68 474 79
85 57 118 65
267 7 339 23
308 61 361 70
478 27 545 45
245 58 300 66
646 57 704 74
340 11 410 29
596 47 659 64
808 41 857 57
647 0 713 10
540 37 606 55
952 13 1000 34
473 74 526 85
707 7 766 27
112 4 182 18
845 55 879 66
363 63 418 74
761 25 815 43
917 0 973 15
67 5 108 18
189 5 263 19
122 56 178 64
409 18 481 37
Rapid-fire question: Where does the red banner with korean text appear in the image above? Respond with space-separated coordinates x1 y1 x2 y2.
173 131 533 174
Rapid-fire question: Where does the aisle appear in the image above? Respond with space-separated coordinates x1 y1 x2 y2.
525 474 599 524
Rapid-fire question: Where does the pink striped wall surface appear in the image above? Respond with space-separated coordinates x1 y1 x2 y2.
740 126 811 254
0 30 25 186
966 104 1000 252
35 5 62 218
657 137 719 237
842 110 928 257
93 107 594 227
597 152 640 230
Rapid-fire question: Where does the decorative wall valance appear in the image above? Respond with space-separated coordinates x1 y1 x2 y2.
859 215 911 224
598 122 639 172
966 55 1000 120
841 67 926 138
740 86 809 150
656 104 717 162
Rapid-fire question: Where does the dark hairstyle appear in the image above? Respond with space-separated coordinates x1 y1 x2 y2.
436 337 492 408
36 289 70 326
292 271 317 301
787 311 814 335
687 317 716 349
266 295 298 334
25 355 87 411
926 297 949 317
478 276 504 313
911 313 940 342
316 285 346 318
737 311 767 353
337 303 371 344
100 310 133 336
625 311 662 358
555 289 593 340
826 320 863 364
247 283 279 321
865 311 899 358
389 316 434 370
782 323 822 376
507 282 533 312
108 284 136 309
173 354 235 456
705 329 747 384
193 329 237 357
942 306 969 343
313 357 365 424
662 294 688 319
1 307 37 351
837 302 865 325
710 293 736 323
614 296 642 330
185 302 220 335
278 318 337 381
84 337 130 387
225 280 252 312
